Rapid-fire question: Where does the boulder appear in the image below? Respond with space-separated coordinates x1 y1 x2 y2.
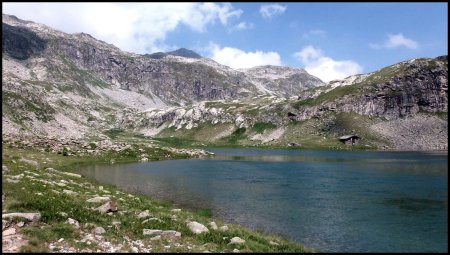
228 237 245 245
187 221 209 234
96 201 118 213
93 227 106 235
137 210 150 219
65 218 80 229
208 221 218 230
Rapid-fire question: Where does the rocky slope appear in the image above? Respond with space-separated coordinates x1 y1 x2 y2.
2 14 322 139
2 14 448 150
238 65 325 97
125 56 448 150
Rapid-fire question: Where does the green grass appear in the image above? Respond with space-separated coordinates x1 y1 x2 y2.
292 83 363 109
252 122 277 134
224 127 247 144
2 144 312 253
103 128 125 139
151 137 199 148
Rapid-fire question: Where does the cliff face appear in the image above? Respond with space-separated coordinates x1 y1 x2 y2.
289 57 448 121
2 14 323 106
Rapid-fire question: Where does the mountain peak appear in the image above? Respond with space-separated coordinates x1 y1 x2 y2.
167 48 202 59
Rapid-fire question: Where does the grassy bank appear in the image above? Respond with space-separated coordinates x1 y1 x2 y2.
2 144 313 253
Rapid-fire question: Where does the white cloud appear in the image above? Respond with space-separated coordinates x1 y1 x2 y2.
370 33 419 49
3 2 244 54
259 4 287 19
294 45 363 82
232 22 254 31
208 43 282 69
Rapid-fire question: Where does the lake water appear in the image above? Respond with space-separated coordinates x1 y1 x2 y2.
77 148 448 252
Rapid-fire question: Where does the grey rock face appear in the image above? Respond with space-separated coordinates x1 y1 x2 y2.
239 65 325 97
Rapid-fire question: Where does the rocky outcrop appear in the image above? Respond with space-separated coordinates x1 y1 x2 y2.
239 65 325 97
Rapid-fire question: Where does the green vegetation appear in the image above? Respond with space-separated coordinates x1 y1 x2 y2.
252 122 277 134
89 142 97 149
292 83 363 109
2 144 311 253
224 127 247 144
103 128 125 139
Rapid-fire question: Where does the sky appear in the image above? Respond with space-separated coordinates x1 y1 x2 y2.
2 2 448 82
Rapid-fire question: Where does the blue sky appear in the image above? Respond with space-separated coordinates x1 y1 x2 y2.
3 2 448 82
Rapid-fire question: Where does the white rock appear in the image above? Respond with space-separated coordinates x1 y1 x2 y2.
150 235 161 241
93 227 106 235
2 213 41 222
187 221 209 234
137 210 150 219
86 197 110 203
61 172 82 178
3 228 16 236
208 221 218 230
63 189 77 196
65 218 80 229
219 225 229 231
171 209 181 212
228 237 245 245
143 229 162 236
233 248 240 253
269 241 279 246
96 201 118 213
161 230 181 239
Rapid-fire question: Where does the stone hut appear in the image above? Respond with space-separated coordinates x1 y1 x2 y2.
339 135 360 146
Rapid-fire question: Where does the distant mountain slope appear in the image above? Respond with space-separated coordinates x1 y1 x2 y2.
238 65 325 97
2 14 447 150
145 48 202 60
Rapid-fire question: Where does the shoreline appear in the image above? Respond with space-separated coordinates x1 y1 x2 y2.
2 142 314 253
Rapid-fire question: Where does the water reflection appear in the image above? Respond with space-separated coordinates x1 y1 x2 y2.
76 148 448 252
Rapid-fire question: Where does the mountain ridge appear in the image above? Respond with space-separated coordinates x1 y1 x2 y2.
2 14 447 150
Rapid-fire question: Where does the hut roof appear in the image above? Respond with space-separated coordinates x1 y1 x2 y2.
339 135 360 140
